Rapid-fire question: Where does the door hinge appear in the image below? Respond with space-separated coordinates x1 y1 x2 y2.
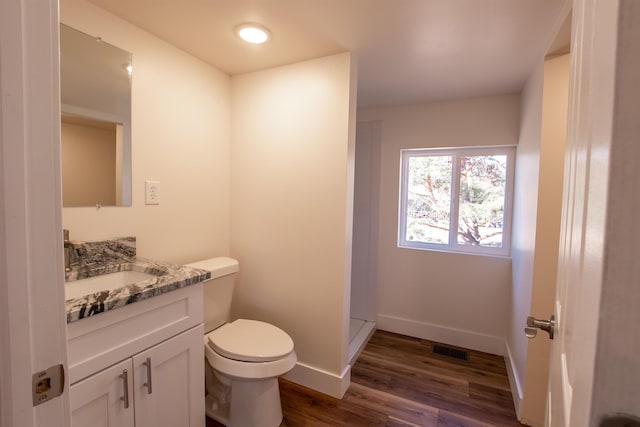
32 363 65 406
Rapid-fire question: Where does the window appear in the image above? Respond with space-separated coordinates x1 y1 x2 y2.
398 146 515 256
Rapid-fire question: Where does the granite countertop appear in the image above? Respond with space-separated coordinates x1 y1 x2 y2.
64 237 210 323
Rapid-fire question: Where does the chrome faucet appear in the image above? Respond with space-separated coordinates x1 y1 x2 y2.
63 229 72 272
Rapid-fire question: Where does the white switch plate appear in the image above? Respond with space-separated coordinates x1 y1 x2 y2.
145 180 160 205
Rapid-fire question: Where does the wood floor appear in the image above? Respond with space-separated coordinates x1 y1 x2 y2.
207 330 524 426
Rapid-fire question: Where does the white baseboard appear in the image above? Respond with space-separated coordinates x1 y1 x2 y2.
283 361 351 399
377 314 505 355
504 341 523 419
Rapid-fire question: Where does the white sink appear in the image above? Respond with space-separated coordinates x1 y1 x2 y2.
66 270 159 300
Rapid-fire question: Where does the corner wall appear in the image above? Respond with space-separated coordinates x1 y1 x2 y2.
61 0 232 264
358 95 520 355
229 53 357 398
506 63 543 413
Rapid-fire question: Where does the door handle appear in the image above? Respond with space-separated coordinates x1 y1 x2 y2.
120 369 130 409
143 357 153 394
524 314 556 340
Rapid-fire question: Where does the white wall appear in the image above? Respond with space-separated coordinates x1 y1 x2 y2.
358 95 520 355
61 0 231 264
590 1 640 419
230 52 357 398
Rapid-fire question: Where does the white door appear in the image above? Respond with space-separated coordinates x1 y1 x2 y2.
133 325 205 427
0 0 70 426
70 359 135 427
546 1 595 422
547 0 640 426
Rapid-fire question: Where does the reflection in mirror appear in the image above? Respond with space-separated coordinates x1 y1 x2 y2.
60 24 132 207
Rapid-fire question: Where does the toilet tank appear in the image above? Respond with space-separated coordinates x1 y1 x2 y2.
186 257 239 333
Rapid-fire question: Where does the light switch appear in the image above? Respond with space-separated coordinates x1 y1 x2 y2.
145 180 160 205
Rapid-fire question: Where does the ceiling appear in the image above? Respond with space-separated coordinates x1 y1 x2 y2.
88 0 568 108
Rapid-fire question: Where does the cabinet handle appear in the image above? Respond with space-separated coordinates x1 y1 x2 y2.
120 369 130 409
143 357 153 394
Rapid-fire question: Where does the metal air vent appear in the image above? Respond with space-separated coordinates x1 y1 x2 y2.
432 344 469 361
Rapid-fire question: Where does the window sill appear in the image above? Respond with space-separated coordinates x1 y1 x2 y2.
397 244 512 260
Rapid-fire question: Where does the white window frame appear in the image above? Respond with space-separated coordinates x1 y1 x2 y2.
398 145 515 257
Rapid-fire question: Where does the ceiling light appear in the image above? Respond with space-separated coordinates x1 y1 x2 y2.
236 23 270 44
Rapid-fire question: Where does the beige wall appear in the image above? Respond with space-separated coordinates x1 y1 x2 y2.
507 54 569 426
61 0 231 263
230 52 357 397
358 95 520 355
61 119 117 207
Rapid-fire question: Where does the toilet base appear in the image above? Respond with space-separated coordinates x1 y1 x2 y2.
231 377 283 427
206 378 283 427
205 394 230 425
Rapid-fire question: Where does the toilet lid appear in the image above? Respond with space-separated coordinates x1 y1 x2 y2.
207 319 294 362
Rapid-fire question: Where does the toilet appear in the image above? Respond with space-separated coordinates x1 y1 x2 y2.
186 257 296 427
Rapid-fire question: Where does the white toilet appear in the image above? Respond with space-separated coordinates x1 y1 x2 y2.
186 257 297 427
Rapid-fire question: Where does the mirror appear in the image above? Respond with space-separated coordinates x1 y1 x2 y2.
60 24 132 207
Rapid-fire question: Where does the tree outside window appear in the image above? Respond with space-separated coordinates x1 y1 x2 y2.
399 146 515 256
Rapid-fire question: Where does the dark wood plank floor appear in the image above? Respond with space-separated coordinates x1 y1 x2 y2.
207 330 524 426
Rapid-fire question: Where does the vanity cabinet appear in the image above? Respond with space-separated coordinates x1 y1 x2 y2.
133 325 203 427
70 325 203 427
67 283 205 427
70 358 134 427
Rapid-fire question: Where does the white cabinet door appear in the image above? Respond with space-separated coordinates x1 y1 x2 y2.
133 325 205 427
70 359 134 427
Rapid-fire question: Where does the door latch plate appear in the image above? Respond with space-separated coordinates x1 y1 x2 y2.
32 364 64 406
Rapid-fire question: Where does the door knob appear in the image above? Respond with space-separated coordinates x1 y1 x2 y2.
524 314 556 340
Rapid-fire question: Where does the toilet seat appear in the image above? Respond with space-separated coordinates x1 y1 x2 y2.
207 319 294 362
204 341 297 380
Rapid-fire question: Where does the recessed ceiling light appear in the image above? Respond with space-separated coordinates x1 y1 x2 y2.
236 23 271 44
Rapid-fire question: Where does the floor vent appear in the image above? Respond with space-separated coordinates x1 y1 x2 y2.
432 344 469 361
